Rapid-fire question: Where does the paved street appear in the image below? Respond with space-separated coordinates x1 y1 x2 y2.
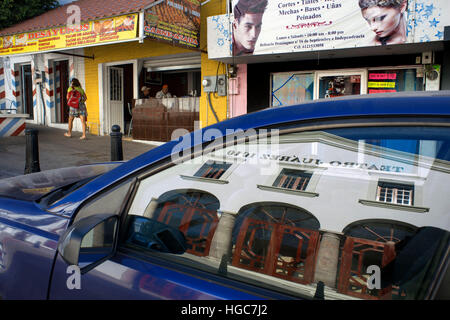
0 124 158 179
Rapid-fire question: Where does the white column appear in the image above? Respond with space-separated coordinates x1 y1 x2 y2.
314 231 343 288
209 210 237 260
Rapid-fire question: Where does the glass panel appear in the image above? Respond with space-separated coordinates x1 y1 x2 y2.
118 70 122 101
319 75 361 99
110 69 114 100
368 69 424 94
271 73 314 107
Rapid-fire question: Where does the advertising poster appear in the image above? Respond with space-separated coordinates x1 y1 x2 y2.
367 72 398 94
230 0 449 56
144 0 200 49
0 14 138 56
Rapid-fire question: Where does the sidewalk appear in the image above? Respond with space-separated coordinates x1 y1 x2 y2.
0 124 158 179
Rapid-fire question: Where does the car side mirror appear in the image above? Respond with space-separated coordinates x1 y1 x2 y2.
126 215 187 254
58 214 118 273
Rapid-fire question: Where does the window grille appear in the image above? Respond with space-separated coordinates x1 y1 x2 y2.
376 182 414 206
194 161 232 180
273 169 312 191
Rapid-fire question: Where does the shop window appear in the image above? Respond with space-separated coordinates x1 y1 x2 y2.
194 161 232 180
272 169 312 191
271 72 314 107
376 182 414 206
367 69 424 94
231 203 320 285
110 68 123 101
318 75 361 99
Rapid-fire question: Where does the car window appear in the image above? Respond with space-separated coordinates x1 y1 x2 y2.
74 178 135 223
124 124 450 300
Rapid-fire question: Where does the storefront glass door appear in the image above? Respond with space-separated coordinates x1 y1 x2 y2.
316 70 367 99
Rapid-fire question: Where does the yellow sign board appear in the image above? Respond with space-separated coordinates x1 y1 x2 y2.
367 81 396 88
145 0 200 48
0 14 138 56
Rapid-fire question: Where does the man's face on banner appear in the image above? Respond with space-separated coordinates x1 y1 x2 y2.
233 13 264 54
361 6 405 39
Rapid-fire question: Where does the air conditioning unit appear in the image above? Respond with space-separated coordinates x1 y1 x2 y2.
425 65 440 91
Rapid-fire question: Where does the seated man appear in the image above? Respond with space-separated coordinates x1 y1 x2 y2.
155 84 172 99
140 86 151 99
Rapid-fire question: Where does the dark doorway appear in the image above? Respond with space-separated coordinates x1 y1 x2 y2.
58 60 70 123
21 65 33 119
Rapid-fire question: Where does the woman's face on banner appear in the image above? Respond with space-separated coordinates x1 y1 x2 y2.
362 6 404 38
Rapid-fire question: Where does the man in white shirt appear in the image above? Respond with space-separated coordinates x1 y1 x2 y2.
155 84 172 98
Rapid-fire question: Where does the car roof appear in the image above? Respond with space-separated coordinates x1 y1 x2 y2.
48 91 450 216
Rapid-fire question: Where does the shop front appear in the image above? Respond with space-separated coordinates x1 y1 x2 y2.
92 50 201 138
0 0 206 141
207 0 450 115
248 57 435 113
86 0 203 139
0 8 141 134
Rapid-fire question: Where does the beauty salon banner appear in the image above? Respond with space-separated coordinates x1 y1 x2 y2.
0 14 138 56
218 0 450 58
144 0 200 48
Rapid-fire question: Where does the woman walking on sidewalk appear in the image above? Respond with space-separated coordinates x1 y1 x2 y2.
65 78 88 140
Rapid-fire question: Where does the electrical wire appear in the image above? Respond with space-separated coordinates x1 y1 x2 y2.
207 92 220 123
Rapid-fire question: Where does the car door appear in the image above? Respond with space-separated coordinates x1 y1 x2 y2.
48 117 450 300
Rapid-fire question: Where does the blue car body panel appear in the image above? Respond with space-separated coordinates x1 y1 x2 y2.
49 252 294 300
0 93 449 299
0 198 69 299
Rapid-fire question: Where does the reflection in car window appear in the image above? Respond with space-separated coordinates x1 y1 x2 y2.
74 179 134 223
141 190 220 256
0 164 121 202
126 126 450 300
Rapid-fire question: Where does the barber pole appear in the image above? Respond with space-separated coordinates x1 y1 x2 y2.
0 117 26 137
31 59 38 119
55 62 61 111
69 60 75 82
11 68 21 110
0 66 5 111
44 65 54 109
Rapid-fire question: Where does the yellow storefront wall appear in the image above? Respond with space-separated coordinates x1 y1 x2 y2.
200 0 227 129
83 40 191 135
83 0 228 135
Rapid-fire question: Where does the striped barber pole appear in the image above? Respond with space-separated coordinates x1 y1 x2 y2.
31 59 37 115
11 68 21 110
0 117 26 137
55 62 61 110
69 60 75 82
44 65 54 109
0 66 5 111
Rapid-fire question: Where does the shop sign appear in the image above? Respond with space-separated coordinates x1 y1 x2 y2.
368 72 397 94
226 0 450 57
0 14 138 56
144 0 200 49
225 149 406 173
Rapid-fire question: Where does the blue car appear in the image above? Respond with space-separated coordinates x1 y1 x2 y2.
0 92 449 300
